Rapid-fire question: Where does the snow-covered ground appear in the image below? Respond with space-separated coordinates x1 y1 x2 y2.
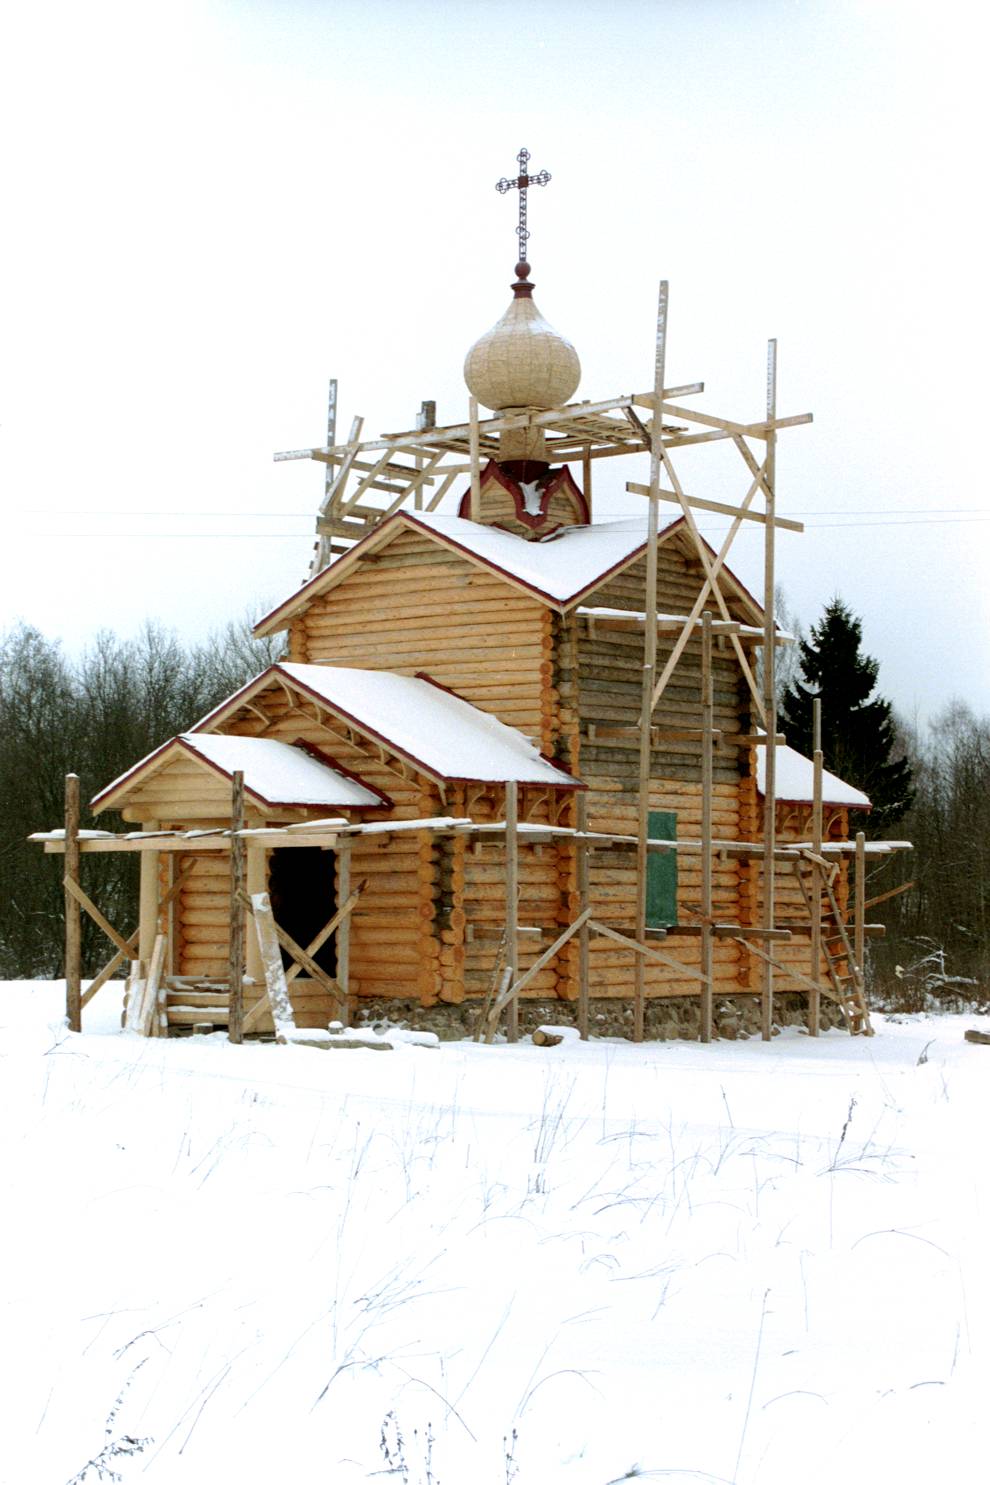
1 982 987 1485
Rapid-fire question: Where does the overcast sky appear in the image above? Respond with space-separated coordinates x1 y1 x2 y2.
2 0 987 727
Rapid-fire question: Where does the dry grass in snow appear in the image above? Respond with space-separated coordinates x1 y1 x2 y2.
0 981 987 1484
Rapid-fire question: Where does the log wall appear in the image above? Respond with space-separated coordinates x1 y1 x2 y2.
569 533 755 998
219 687 443 1008
589 535 760 626
436 784 579 1006
122 754 241 824
292 529 550 742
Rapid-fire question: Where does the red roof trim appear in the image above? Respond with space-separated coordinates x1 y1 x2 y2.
288 738 393 809
91 736 182 811
252 505 765 635
92 732 390 814
456 460 590 531
252 513 408 635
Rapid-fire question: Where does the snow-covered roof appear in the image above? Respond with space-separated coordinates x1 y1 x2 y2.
757 742 872 810
253 508 763 635
401 512 656 604
195 663 581 789
92 733 386 813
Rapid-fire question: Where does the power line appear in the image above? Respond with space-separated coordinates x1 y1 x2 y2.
23 504 990 518
14 514 990 540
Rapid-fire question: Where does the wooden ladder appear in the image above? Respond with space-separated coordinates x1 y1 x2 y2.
794 859 872 1035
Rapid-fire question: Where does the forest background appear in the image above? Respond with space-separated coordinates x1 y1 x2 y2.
1 611 986 1009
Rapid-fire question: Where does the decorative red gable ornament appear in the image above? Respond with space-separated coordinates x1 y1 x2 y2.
457 458 590 537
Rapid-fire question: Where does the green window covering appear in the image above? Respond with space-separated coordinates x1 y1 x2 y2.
646 810 678 928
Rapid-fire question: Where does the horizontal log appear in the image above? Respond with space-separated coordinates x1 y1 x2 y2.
304 612 546 638
310 587 538 616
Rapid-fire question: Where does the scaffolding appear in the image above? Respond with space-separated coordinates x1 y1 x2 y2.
36 282 911 1043
270 279 884 1039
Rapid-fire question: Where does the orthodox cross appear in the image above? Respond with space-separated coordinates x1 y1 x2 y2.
495 147 551 264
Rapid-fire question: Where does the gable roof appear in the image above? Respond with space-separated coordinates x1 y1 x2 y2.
253 509 764 635
757 742 872 810
91 733 387 814
194 663 582 790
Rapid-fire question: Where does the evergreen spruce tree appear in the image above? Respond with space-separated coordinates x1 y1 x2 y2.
778 598 913 830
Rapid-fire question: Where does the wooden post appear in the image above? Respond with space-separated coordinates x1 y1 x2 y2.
314 377 338 571
64 773 81 1032
469 395 482 522
337 841 352 1025
809 697 823 1035
582 445 592 518
505 781 519 1043
576 791 590 1040
854 829 866 992
634 281 668 1044
700 613 714 1043
415 399 436 512
137 819 160 966
228 771 245 1044
245 844 265 987
760 338 778 1041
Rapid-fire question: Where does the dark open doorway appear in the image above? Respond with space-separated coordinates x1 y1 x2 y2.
268 847 338 977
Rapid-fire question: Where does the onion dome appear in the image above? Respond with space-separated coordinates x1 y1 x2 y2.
464 262 581 412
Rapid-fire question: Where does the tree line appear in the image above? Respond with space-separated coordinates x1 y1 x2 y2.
1 605 985 1002
773 598 987 1000
0 619 281 978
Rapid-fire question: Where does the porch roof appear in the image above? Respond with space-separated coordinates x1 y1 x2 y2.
91 733 386 814
194 663 583 790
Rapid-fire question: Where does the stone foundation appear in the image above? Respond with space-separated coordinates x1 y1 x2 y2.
352 992 846 1042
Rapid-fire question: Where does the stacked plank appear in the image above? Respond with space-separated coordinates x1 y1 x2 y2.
122 934 167 1036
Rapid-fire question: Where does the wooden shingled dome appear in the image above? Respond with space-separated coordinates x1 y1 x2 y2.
464 267 581 413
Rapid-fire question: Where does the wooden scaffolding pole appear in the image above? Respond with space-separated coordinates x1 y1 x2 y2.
576 791 590 1040
504 780 519 1042
137 819 160 966
64 773 81 1032
700 612 714 1042
634 280 669 1043
809 698 823 1035
760 339 778 1041
245 844 265 988
469 395 482 521
854 829 866 992
228 771 245 1045
337 841 352 1025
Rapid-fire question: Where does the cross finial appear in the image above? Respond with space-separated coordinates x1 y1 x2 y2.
495 147 551 293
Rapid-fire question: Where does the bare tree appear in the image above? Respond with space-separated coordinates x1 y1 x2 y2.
0 616 286 978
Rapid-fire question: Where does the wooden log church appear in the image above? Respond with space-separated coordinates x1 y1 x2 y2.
36 150 909 1043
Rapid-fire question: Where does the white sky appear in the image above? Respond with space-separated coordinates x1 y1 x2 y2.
2 0 988 726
